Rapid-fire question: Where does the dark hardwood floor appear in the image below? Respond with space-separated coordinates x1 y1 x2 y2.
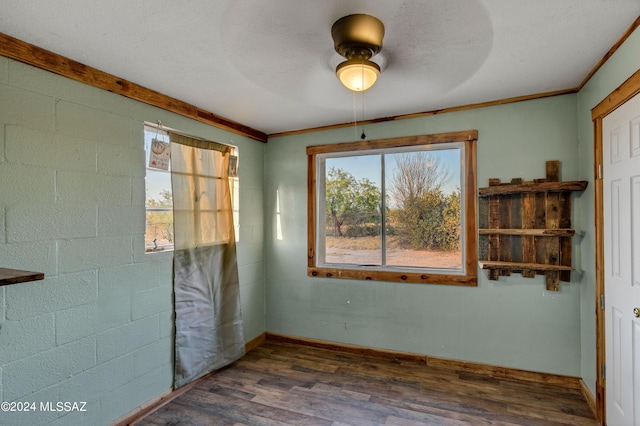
136 341 597 425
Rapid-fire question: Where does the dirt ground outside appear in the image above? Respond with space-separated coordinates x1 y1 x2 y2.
325 236 462 269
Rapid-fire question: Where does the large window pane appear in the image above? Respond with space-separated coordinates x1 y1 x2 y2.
323 155 382 265
385 148 462 270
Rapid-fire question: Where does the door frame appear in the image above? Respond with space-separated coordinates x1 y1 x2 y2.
592 67 640 425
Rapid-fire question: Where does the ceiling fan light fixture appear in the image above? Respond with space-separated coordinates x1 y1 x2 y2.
331 14 385 92
336 59 380 92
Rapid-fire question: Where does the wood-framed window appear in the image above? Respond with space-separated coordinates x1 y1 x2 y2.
307 130 477 285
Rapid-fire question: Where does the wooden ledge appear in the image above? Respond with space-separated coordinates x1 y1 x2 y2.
478 180 588 196
0 268 44 286
478 228 576 236
479 261 573 272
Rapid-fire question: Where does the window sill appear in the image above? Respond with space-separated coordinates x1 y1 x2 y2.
308 266 477 286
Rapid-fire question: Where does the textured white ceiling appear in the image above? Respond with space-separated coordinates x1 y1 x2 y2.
1 0 639 135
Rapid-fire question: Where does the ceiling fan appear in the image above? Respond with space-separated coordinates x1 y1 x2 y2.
331 14 385 92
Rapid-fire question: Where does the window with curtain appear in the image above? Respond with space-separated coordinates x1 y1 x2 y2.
162 130 245 389
144 125 239 252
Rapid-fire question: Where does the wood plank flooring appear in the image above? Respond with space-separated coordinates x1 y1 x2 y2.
135 341 597 425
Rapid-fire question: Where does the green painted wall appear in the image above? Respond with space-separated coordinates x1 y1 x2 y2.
266 94 583 376
577 25 640 396
0 57 265 425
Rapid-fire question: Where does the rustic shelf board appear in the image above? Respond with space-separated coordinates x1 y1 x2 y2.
479 261 573 272
479 228 576 236
478 180 588 197
0 268 45 286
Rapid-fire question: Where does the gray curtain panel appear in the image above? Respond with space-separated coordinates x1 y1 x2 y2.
169 132 244 389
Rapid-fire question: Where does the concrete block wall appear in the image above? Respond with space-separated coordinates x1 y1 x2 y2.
0 56 265 425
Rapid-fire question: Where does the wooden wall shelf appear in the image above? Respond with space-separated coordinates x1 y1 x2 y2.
478 229 576 237
478 180 587 196
478 161 587 291
0 268 45 287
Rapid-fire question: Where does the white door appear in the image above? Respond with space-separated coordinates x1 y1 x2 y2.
604 91 640 426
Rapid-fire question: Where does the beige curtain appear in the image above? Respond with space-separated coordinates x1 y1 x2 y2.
169 132 244 389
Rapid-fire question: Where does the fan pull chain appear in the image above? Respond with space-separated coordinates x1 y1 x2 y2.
360 86 366 140
359 62 367 139
353 90 359 139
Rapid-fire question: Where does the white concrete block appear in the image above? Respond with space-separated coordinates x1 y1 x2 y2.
132 122 145 147
57 299 132 345
56 170 131 206
0 124 5 164
99 261 170 295
0 288 5 321
9 60 89 102
96 315 158 363
58 351 134 403
0 314 56 364
55 100 133 146
2 384 63 426
6 271 98 320
0 85 54 131
0 241 58 275
5 126 97 172
131 177 146 207
98 205 144 237
132 236 147 263
133 338 171 377
100 366 168 425
7 203 97 243
132 285 172 320
97 144 145 177
3 336 96 401
98 175 133 206
9 60 139 123
0 204 5 244
0 162 56 205
55 302 98 345
58 236 132 273
48 402 101 426
158 310 174 339
133 262 172 293
0 56 8 82
54 170 97 204
99 265 151 328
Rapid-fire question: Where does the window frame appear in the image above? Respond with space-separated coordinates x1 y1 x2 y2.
306 130 478 286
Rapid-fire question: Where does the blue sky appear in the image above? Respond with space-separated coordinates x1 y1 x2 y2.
325 147 462 196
